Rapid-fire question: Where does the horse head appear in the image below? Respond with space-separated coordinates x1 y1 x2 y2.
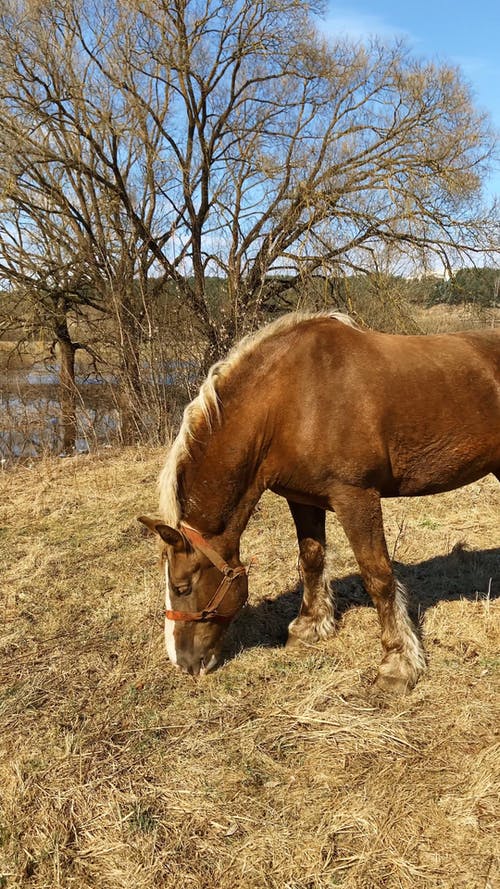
139 516 249 675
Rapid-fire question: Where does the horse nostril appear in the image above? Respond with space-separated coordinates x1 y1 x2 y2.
200 653 219 675
178 657 201 676
177 655 218 676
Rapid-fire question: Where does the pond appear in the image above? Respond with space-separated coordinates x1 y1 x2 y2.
0 357 191 462
0 362 121 461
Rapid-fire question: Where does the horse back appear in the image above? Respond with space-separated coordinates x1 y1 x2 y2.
262 318 500 499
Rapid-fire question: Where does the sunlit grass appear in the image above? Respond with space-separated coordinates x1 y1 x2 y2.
0 448 498 888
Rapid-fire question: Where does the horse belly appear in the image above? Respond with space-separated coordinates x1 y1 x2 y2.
379 348 500 496
387 425 500 496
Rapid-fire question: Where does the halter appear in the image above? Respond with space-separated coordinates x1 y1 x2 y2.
164 522 250 623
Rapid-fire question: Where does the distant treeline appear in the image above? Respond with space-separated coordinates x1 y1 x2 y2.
426 267 500 307
2 267 499 346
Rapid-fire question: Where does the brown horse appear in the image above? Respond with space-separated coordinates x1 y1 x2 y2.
139 312 500 691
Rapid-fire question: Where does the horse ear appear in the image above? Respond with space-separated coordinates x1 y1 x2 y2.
137 516 186 550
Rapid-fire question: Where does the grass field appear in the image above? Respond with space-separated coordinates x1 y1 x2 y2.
1 448 499 889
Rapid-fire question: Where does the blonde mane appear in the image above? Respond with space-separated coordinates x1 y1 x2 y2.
158 311 356 524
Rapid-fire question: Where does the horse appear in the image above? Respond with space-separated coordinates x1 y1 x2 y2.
139 312 500 692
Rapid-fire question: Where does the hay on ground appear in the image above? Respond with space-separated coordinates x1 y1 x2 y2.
0 449 498 888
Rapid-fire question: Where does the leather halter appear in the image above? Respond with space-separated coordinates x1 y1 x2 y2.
164 522 249 623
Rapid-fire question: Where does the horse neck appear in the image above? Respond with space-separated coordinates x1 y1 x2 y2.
180 410 265 553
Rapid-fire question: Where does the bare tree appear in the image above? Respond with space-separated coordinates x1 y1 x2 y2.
0 189 105 451
0 0 166 443
118 0 498 346
0 0 497 407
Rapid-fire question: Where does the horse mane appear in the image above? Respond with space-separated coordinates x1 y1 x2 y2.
159 311 357 524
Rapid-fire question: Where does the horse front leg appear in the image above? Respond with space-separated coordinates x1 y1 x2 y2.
286 501 335 647
331 485 426 693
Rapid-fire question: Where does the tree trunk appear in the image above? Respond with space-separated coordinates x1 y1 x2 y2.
55 305 78 453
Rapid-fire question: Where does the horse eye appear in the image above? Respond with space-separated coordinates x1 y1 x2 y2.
168 572 191 597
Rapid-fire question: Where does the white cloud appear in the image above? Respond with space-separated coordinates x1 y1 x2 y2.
317 8 411 44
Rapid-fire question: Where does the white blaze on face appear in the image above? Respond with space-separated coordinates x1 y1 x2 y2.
164 564 179 665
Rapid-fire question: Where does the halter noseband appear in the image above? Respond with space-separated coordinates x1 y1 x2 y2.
164 522 249 623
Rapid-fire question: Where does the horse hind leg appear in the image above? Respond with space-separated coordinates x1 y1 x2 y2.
331 484 426 693
286 502 335 647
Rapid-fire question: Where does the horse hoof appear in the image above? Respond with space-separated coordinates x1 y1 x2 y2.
375 671 413 695
376 657 419 695
285 631 317 650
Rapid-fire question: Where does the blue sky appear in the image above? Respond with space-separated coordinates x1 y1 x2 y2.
319 1 500 201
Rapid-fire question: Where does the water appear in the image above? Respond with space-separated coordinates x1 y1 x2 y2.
0 356 193 462
0 374 121 461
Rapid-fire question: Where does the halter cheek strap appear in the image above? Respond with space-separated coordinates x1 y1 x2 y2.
164 522 250 623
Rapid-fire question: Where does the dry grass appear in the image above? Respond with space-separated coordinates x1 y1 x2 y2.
412 304 500 334
0 448 498 889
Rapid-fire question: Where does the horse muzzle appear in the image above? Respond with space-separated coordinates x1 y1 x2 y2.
175 651 220 676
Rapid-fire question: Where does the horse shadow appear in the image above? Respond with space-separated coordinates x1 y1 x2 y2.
224 544 500 658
